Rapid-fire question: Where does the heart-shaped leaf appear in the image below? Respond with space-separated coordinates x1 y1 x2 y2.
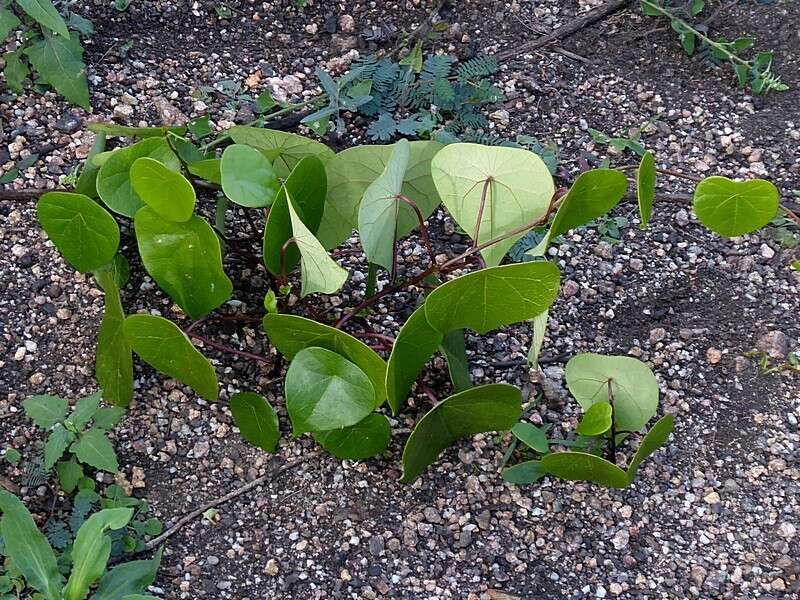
284 347 375 435
575 401 613 436
547 169 629 240
401 383 522 482
124 314 218 401
130 157 196 222
693 176 779 237
541 451 629 488
627 413 674 480
262 314 386 403
37 192 120 273
314 413 391 460
134 207 232 319
565 354 659 436
431 143 553 266
637 151 656 229
228 126 335 177
220 144 280 208
230 392 279 452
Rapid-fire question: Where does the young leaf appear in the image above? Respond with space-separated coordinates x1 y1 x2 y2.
357 138 410 271
431 143 554 266
24 31 89 108
511 422 549 453
575 401 613 437
74 132 107 198
315 413 391 460
541 451 629 488
44 424 75 470
319 141 442 249
693 176 779 237
547 169 629 241
14 0 69 37
37 192 120 273
565 354 659 436
66 391 102 430
439 329 472 393
134 207 233 319
385 305 443 414
187 158 221 185
0 8 22 39
220 144 280 208
0 490 62 600
22 394 68 428
527 309 548 367
263 155 327 276
124 314 219 401
230 392 280 452
424 261 561 334
3 49 29 93
130 157 196 222
56 457 83 493
63 507 134 600
93 407 125 430
95 269 134 407
637 151 657 229
70 428 118 472
228 126 335 177
502 460 547 485
401 383 522 483
286 191 348 297
262 314 387 402
92 547 163 600
97 138 181 217
284 347 375 435
627 413 674 480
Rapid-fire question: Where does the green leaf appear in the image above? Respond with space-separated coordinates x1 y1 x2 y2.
319 141 442 249
0 8 22 42
357 139 410 271
693 176 779 237
424 261 560 334
565 353 659 436
541 451 629 488
94 270 134 407
502 460 546 485
134 207 233 319
22 395 68 428
97 138 181 217
64 507 134 600
401 383 522 483
431 143 554 266
124 314 218 401
15 0 69 37
548 169 629 240
187 158 221 185
314 413 391 460
37 192 120 273
24 31 88 108
55 457 83 493
71 428 118 473
220 144 280 208
439 330 472 393
44 424 74 471
66 391 102 430
130 157 196 222
286 191 348 297
527 309 548 368
399 40 423 73
637 151 657 229
91 547 162 600
627 413 674 481
229 392 279 452
75 133 107 198
3 49 28 93
575 401 613 436
511 422 549 453
263 155 327 276
0 490 62 600
385 305 444 414
88 123 187 138
228 126 335 178
262 314 387 402
92 407 125 430
284 347 375 435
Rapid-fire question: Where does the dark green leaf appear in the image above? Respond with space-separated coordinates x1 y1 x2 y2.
542 451 629 488
25 31 89 108
0 8 22 40
315 413 391 460
188 115 211 138
22 394 68 429
548 169 629 240
95 269 134 407
627 413 674 480
228 126 334 178
130 157 196 222
93 407 125 430
439 330 472 393
3 50 29 94
187 159 221 185
220 144 279 208
230 392 279 452
44 424 74 470
502 460 546 484
71 427 118 472
511 422 549 453
15 0 69 37
637 151 656 229
55 457 83 493
66 390 101 430
92 547 162 600
401 384 522 482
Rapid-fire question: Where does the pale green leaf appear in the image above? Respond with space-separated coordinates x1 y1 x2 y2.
527 309 548 367
314 413 391 460
91 547 162 600
220 144 279 208
627 413 674 480
70 428 118 473
228 126 335 178
401 384 522 482
15 0 69 37
22 395 67 428
37 192 120 273
693 176 779 237
134 207 232 319
575 401 613 436
130 157 196 222
431 143 553 266
511 422 549 453
187 158 221 185
124 314 218 401
541 451 629 488
24 31 88 108
230 392 279 452
637 151 656 228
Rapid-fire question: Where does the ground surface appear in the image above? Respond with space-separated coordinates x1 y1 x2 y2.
1 1 799 599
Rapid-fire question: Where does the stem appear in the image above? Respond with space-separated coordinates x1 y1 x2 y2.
243 208 260 237
396 194 436 262
279 237 298 283
782 204 800 228
606 379 617 463
473 178 493 248
215 197 228 235
187 331 271 365
365 262 378 298
619 164 703 183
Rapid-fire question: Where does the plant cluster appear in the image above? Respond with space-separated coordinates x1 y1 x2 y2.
640 0 787 93
0 0 91 107
32 119 790 487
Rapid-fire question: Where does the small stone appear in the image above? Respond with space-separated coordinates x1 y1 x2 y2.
265 559 279 576
756 330 790 360
759 243 775 259
192 440 210 458
339 14 355 33
778 522 796 539
706 347 722 364
612 529 629 550
369 535 385 556
423 507 442 524
55 110 82 134
593 242 613 259
703 491 721 505
649 328 666 344
771 578 786 592
629 258 644 271
305 23 318 35
691 565 707 585
489 109 510 127
675 209 690 227
207 555 219 566
562 280 580 298
113 103 134 120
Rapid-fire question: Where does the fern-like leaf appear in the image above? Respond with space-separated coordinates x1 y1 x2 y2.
366 113 398 141
457 55 498 82
421 54 453 81
45 519 72 550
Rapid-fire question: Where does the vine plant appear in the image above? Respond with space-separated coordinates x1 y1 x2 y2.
33 120 789 487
